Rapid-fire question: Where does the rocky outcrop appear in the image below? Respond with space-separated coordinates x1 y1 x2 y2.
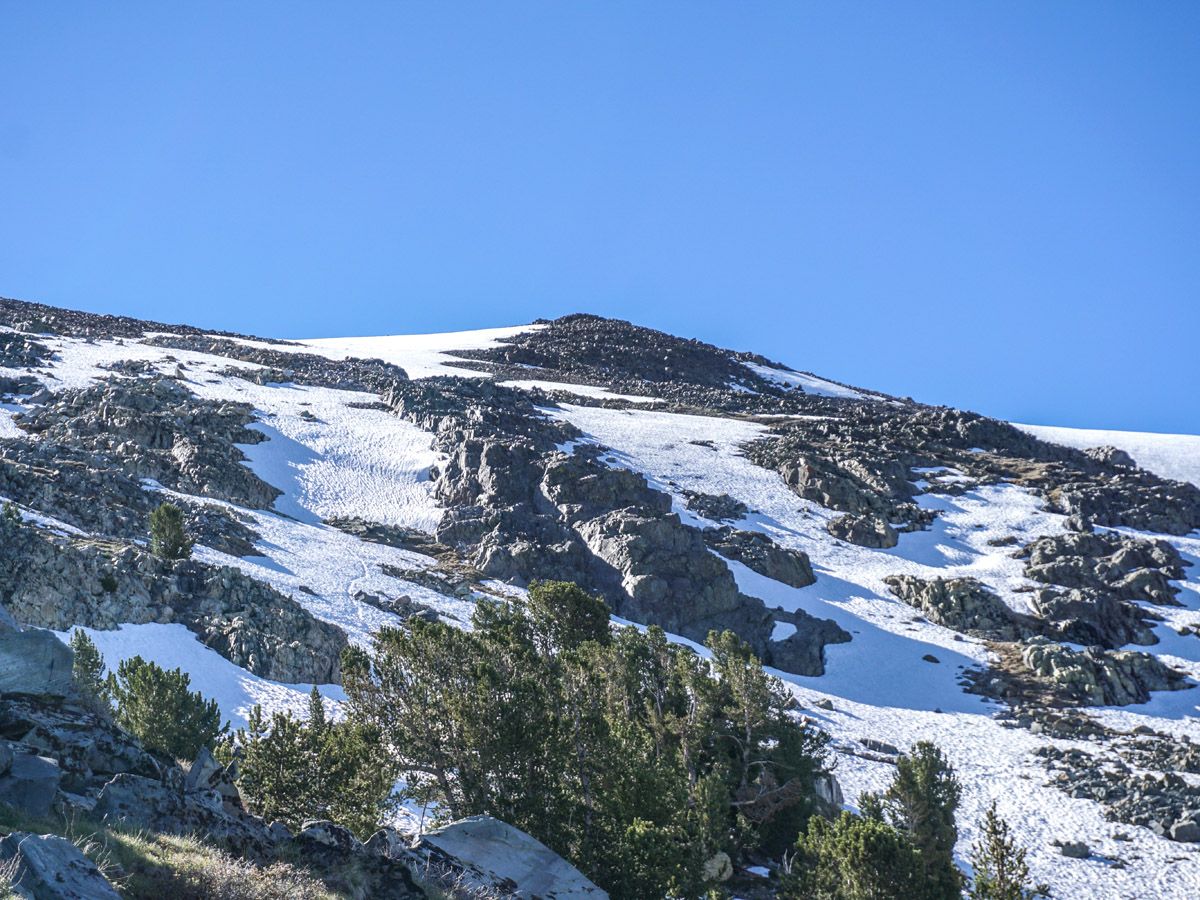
1019 531 1185 607
0 518 345 684
1031 587 1157 648
884 575 1027 640
0 608 73 697
1020 638 1190 706
417 815 607 898
0 331 52 368
0 831 121 899
827 513 898 549
682 490 748 522
15 375 281 510
144 334 409 394
703 526 816 588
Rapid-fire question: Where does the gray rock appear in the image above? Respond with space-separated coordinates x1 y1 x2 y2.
1060 841 1090 859
827 513 899 549
1169 819 1200 843
1021 638 1190 706
420 815 607 898
0 616 74 697
0 746 62 817
704 526 816 588
884 575 1025 640
0 832 120 899
297 820 363 854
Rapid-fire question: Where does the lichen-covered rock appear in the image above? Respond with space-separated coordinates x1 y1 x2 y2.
827 513 899 549
682 490 748 522
1031 587 1157 649
1020 638 1190 706
883 575 1026 640
0 831 121 899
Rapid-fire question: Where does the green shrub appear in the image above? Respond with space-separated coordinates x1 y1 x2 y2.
860 741 962 898
783 811 928 900
149 502 192 560
109 656 225 760
233 688 396 839
342 580 830 898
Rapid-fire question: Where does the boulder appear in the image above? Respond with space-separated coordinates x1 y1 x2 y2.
704 526 816 588
883 575 1025 640
1169 819 1200 843
827 513 898 549
420 815 607 898
0 617 74 697
1021 638 1190 706
1060 841 1090 859
0 832 120 899
0 745 62 817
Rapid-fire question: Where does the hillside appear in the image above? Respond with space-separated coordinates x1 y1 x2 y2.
2 296 1200 898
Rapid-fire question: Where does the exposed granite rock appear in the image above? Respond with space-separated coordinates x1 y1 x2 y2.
15 375 281 510
0 611 74 697
1020 638 1190 706
1031 587 1157 649
1018 531 1185 607
0 831 121 899
145 334 409 394
703 526 816 588
0 518 345 684
681 490 748 522
827 513 899 549
0 331 52 368
883 575 1027 640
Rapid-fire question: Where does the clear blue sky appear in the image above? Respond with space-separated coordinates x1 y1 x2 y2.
1 3 1196 432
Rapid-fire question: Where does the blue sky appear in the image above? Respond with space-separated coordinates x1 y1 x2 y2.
1 3 1196 432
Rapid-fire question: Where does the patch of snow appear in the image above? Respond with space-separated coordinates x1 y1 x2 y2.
1016 423 1200 489
499 379 662 404
298 324 543 379
54 623 343 730
745 361 866 400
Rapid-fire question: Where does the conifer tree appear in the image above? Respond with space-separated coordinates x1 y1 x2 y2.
783 812 928 900
969 801 1045 900
69 628 109 709
860 741 963 898
108 656 224 760
149 501 193 560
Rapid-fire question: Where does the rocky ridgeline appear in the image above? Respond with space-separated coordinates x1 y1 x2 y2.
0 618 604 899
384 376 849 675
0 294 291 344
452 312 886 413
145 334 410 394
0 515 344 684
15 374 282 510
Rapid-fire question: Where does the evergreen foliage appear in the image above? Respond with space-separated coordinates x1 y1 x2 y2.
109 656 225 760
69 628 110 709
149 502 193 560
341 579 829 898
968 801 1046 900
782 811 929 900
860 740 962 898
233 688 396 839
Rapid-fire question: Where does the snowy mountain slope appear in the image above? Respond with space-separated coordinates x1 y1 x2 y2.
1016 422 1200 489
3 297 1200 896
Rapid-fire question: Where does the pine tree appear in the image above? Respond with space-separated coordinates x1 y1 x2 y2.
109 656 224 760
861 741 963 898
149 502 193 560
69 628 109 709
783 811 928 900
969 801 1044 900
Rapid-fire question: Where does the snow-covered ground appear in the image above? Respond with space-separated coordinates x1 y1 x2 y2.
3 324 1199 895
1016 422 1200 489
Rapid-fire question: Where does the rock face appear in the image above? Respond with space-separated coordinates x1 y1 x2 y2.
1019 531 1185 607
0 744 62 816
418 815 608 899
704 527 816 588
1020 638 1190 706
0 518 345 684
15 375 281 510
827 513 899 549
385 378 847 676
883 575 1026 640
0 832 122 900
0 612 74 697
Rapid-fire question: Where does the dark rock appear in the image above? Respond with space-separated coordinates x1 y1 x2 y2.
1060 841 1090 858
703 526 816 588
884 575 1026 640
682 490 748 522
827 513 899 549
0 745 61 816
